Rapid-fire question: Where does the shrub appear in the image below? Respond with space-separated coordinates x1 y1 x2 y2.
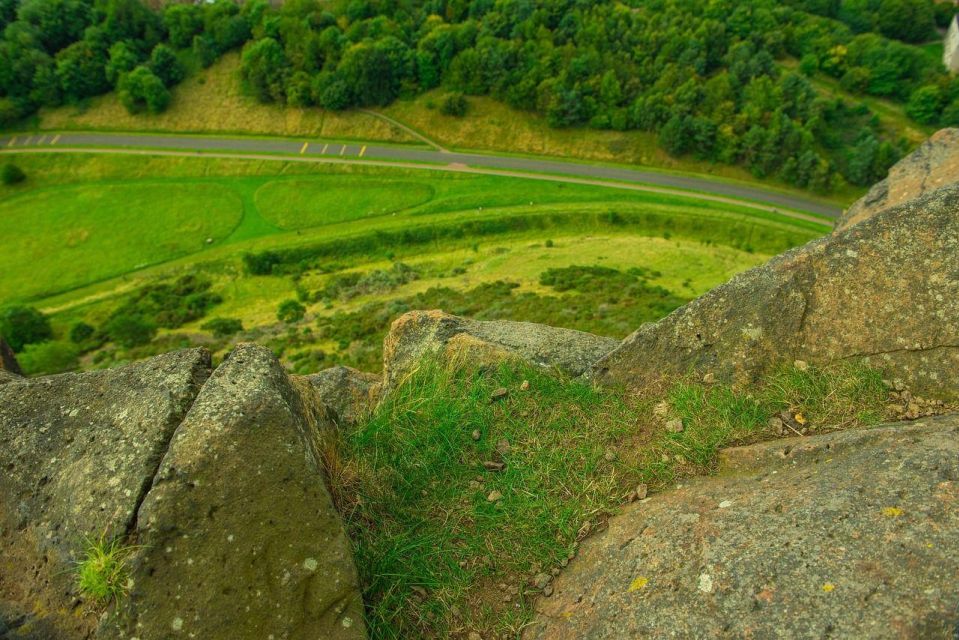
18 341 80 375
69 322 95 344
1 163 26 185
277 300 306 323
440 92 468 117
201 317 244 338
118 66 171 114
0 305 52 351
104 315 157 348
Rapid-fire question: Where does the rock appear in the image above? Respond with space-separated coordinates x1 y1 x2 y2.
472 429 481 441
0 338 22 376
496 438 511 455
104 344 365 640
768 416 785 436
526 416 959 639
301 364 381 426
487 490 503 502
837 128 959 232
0 369 21 386
382 310 618 390
468 632 482 640
520 379 530 391
0 348 212 639
604 450 616 462
702 372 715 384
665 418 684 433
793 359 809 371
483 461 505 472
491 387 509 402
635 484 648 500
533 573 552 590
591 185 959 401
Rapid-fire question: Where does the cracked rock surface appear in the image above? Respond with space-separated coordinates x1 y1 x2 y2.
0 348 211 639
591 185 959 400
526 416 959 640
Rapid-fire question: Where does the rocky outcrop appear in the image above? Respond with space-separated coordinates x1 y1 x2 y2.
0 345 366 640
591 185 959 400
837 128 959 231
527 416 959 639
383 310 619 389
0 337 21 376
0 349 211 639
302 365 381 426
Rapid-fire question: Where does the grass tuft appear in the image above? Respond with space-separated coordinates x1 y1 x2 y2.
75 534 138 604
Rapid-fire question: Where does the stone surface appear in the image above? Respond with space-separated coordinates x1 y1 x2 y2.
527 416 959 640
0 338 21 376
105 343 365 640
302 364 381 426
383 310 619 389
0 348 212 639
591 185 959 400
837 128 959 231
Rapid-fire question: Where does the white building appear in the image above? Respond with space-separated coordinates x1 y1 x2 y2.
946 14 959 74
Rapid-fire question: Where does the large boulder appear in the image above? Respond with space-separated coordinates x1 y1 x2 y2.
104 343 366 640
383 310 619 389
591 185 959 400
0 349 212 639
0 337 22 376
837 128 959 232
301 365 381 426
527 416 959 639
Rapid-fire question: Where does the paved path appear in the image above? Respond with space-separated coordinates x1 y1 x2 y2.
0 131 841 218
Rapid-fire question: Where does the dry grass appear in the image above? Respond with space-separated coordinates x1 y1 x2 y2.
38 53 414 143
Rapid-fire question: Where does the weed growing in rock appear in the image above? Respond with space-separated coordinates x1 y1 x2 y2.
75 534 138 603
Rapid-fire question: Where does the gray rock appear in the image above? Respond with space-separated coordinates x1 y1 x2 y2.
591 185 959 400
837 128 959 232
0 370 21 386
527 416 959 640
0 348 211 639
383 310 618 390
301 364 381 426
0 338 21 376
105 344 365 640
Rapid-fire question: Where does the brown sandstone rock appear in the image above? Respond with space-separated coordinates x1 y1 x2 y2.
527 416 959 640
382 310 618 389
591 185 959 400
104 343 365 640
837 128 959 232
0 337 22 376
0 348 212 639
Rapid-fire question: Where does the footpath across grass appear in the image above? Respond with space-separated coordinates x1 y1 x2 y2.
327 359 889 639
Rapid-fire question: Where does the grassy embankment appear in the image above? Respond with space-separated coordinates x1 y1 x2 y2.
1 152 827 374
331 358 889 638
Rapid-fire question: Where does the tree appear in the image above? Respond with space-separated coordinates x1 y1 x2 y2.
17 340 79 375
105 41 140 85
658 115 691 156
277 300 306 323
103 314 156 348
118 65 170 114
69 321 95 343
201 317 244 338
905 85 944 125
440 92 468 116
876 0 935 43
164 4 203 49
1 162 26 185
17 0 93 52
56 40 109 102
239 37 288 102
149 44 185 87
0 306 52 351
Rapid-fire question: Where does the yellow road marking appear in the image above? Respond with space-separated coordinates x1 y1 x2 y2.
339 145 346 156
359 145 367 157
300 142 309 155
51 134 60 145
24 136 33 146
5 136 15 147
37 135 47 145
321 143 328 154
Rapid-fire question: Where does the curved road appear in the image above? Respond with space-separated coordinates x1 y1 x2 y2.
0 131 841 219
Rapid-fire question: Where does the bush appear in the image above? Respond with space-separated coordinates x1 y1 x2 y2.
277 300 306 323
201 317 244 338
440 92 468 117
104 315 157 348
18 341 80 375
118 66 171 114
69 321 95 344
1 163 26 185
0 305 52 351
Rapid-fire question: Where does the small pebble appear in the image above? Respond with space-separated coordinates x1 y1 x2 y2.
793 360 809 371
702 372 715 384
543 585 554 597
472 429 481 441
487 490 503 502
520 380 530 391
490 387 509 401
666 418 684 433
635 483 648 500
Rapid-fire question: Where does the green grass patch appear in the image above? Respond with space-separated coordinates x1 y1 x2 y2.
330 359 890 638
75 534 138 604
254 178 435 229
0 182 242 301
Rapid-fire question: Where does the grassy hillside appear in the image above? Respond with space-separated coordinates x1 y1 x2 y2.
0 152 826 376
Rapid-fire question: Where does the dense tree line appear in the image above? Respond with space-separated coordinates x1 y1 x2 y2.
4 0 958 190
0 0 253 123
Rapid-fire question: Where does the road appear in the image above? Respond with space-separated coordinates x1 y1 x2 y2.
0 131 842 219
